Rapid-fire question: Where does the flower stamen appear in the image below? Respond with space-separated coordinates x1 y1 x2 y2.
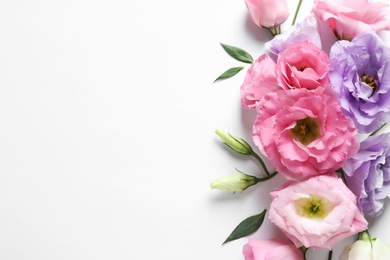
291 117 320 145
360 74 377 95
295 195 334 220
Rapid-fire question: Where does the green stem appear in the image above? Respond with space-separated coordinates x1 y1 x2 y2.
292 0 303 26
267 27 275 36
369 123 387 136
328 250 333 260
251 151 271 176
267 25 281 36
255 171 278 183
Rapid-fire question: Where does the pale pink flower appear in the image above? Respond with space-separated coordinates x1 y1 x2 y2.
241 54 281 109
245 0 289 29
265 15 322 56
276 41 330 90
252 87 359 180
269 175 368 250
243 238 303 260
313 0 390 40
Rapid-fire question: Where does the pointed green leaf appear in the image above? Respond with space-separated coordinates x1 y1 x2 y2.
214 66 244 82
220 43 253 64
223 209 267 245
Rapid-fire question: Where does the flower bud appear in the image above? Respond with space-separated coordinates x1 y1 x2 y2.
341 231 390 260
210 173 258 192
215 129 252 155
245 0 289 29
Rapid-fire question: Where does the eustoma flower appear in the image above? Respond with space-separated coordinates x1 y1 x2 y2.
329 31 390 133
241 41 330 109
276 41 330 90
243 238 303 260
265 15 322 56
253 87 359 180
244 0 289 32
343 133 390 217
313 0 390 40
341 231 390 260
240 54 280 109
269 175 368 249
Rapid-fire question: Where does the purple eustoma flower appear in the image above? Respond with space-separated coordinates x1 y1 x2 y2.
343 133 390 217
329 30 390 133
265 15 322 56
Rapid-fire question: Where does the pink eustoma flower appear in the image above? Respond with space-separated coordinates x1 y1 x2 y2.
276 41 330 90
253 87 359 180
245 0 289 29
269 175 368 250
241 54 281 109
243 238 303 260
313 0 390 40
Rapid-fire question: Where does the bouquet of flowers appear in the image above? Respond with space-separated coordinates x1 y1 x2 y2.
210 0 390 259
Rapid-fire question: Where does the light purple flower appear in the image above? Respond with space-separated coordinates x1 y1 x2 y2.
343 133 390 217
329 30 390 133
265 15 322 56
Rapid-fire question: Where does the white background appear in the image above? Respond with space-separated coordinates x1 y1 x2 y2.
0 0 390 259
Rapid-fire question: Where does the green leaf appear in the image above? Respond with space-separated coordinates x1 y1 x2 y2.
220 43 253 64
223 209 267 245
214 66 244 82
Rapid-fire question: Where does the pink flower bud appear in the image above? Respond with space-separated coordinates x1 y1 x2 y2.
245 0 289 29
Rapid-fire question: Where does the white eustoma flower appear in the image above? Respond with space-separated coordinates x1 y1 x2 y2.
341 231 390 260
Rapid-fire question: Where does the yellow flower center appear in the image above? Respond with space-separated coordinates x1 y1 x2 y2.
294 195 334 220
360 74 377 95
291 117 320 145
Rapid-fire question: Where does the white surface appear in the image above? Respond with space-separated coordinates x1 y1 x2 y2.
0 0 390 259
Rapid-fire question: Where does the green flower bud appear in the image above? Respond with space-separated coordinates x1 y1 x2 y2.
210 173 258 192
215 129 253 155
